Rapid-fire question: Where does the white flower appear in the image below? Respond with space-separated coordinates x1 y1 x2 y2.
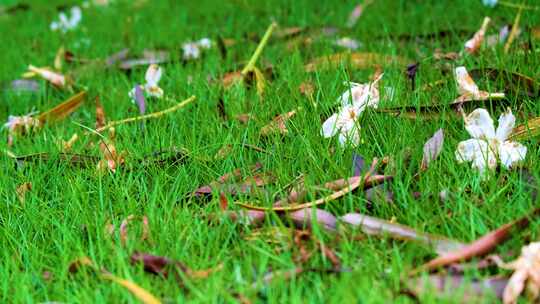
334 37 361 50
182 43 200 60
197 38 212 49
182 38 212 60
129 64 163 101
3 112 40 146
455 108 526 175
339 73 383 108
321 74 383 146
321 104 362 145
501 242 540 304
453 66 505 102
50 6 82 33
482 0 497 7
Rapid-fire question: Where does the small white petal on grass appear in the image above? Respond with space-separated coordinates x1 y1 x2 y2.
455 66 480 96
50 6 82 33
464 108 496 139
502 242 540 304
495 108 515 141
464 17 491 54
498 141 527 169
334 37 361 50
321 114 339 137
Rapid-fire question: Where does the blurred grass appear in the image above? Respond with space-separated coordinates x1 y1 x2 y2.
1 0 539 302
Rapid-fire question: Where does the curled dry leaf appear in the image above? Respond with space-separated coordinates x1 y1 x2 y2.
464 17 491 54
408 274 508 301
260 108 299 136
38 91 86 125
16 182 32 204
501 242 540 304
453 66 505 104
511 116 540 141
130 252 222 280
192 162 274 198
413 208 540 274
304 52 409 72
341 213 464 255
421 128 444 171
288 208 338 232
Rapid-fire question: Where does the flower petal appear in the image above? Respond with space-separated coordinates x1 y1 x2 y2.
454 66 479 96
495 108 515 142
455 138 496 173
498 141 527 169
321 113 339 138
464 108 495 139
145 64 162 86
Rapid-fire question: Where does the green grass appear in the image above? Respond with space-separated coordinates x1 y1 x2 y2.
1 0 540 302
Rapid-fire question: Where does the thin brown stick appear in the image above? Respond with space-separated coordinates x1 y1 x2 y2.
504 7 523 53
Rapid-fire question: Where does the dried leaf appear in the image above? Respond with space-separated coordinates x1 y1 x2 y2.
16 182 32 204
260 109 298 136
341 213 464 254
130 252 221 280
511 117 540 140
105 48 130 67
469 68 539 98
287 208 338 232
352 153 366 177
409 274 508 301
37 91 86 124
101 274 161 304
12 152 100 167
192 163 267 198
304 52 409 72
26 65 66 87
464 17 490 54
500 242 540 304
134 85 146 115
406 62 419 91
118 215 150 246
414 208 540 274
421 129 444 171
346 0 373 28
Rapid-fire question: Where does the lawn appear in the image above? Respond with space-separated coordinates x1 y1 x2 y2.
1 0 540 303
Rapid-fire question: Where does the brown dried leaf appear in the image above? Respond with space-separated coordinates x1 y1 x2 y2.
342 213 464 254
260 109 298 136
501 242 540 304
409 274 508 301
421 129 444 171
16 182 32 204
26 65 66 87
130 252 221 280
118 215 150 246
464 17 491 54
37 91 86 124
414 208 540 274
304 52 409 72
101 274 161 304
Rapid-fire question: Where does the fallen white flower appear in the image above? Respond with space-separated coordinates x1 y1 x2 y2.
182 38 212 60
455 108 526 175
2 112 40 146
453 66 504 103
501 242 540 304
50 6 82 33
321 74 383 146
129 64 163 101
